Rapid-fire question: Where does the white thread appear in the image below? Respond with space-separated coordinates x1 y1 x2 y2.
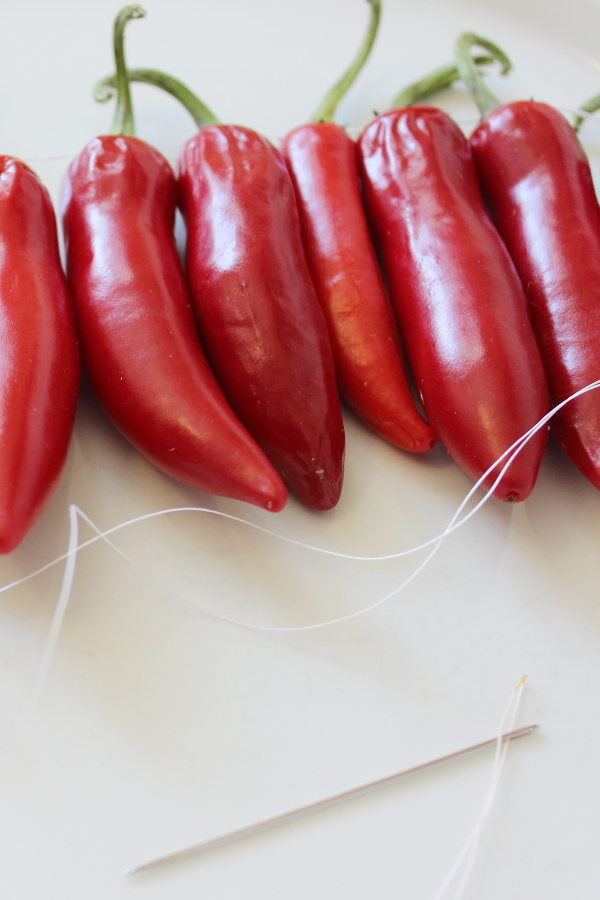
0 380 597 758
73 506 132 564
2 378 598 598
432 676 527 900
1 508 130 765
1 376 595 635
0 378 597 632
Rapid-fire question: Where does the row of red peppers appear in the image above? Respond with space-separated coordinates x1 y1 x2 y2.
0 8 598 554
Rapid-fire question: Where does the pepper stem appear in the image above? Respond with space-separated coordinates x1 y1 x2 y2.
573 94 600 132
111 6 146 136
95 68 219 129
391 55 495 109
310 0 381 123
454 32 511 119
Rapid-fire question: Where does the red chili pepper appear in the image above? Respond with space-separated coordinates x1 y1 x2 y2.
453 34 600 489
178 125 345 509
280 1 434 453
0 158 79 552
62 8 286 513
100 63 346 510
281 123 433 453
358 105 549 500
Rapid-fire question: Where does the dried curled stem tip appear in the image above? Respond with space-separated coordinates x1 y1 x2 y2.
93 80 117 103
121 4 146 21
458 33 511 75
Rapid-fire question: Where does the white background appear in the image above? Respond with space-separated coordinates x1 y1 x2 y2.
1 1 599 898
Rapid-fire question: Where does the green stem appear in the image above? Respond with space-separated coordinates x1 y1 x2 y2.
311 0 381 123
454 32 511 119
391 55 495 108
95 68 219 129
111 6 146 136
573 94 600 132
98 6 218 130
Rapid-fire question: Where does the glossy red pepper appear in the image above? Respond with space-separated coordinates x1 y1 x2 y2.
62 135 286 511
281 123 435 453
446 34 600 489
102 59 346 510
178 125 345 509
0 157 79 552
61 8 286 513
358 106 549 500
399 34 600 490
279 0 434 453
469 102 600 489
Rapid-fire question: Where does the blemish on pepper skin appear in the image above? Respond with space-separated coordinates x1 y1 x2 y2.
315 467 325 479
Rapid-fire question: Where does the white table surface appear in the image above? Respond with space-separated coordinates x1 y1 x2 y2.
1 1 599 898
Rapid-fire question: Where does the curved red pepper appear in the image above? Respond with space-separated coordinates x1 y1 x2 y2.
178 125 345 510
469 102 600 489
61 135 287 512
281 123 435 453
358 107 549 500
0 157 79 552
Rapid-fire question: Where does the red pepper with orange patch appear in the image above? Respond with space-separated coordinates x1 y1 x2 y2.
280 0 434 453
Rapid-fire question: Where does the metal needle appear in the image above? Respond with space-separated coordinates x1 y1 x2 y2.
128 723 538 876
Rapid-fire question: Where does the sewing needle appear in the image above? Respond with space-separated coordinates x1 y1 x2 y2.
128 722 538 876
